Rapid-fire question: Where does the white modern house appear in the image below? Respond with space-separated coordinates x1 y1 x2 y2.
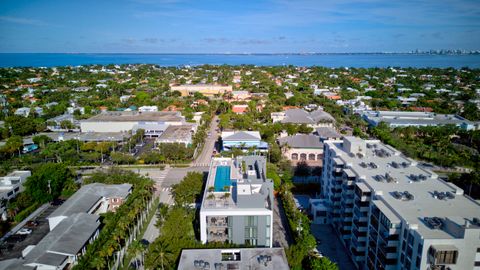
200 156 274 247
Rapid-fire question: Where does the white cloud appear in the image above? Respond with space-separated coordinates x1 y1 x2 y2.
0 16 49 26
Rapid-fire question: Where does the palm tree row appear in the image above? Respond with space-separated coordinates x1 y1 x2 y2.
73 169 154 270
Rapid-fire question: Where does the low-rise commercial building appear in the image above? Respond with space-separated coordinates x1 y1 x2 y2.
171 84 232 97
23 213 100 270
46 114 80 132
80 111 185 133
47 183 132 230
155 124 195 146
200 156 274 247
321 136 480 270
362 110 480 130
221 131 268 152
177 248 289 270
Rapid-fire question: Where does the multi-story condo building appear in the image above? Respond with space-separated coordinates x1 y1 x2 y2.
200 156 274 247
321 136 480 270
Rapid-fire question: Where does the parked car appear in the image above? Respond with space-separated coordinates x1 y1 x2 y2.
26 220 39 228
16 228 32 235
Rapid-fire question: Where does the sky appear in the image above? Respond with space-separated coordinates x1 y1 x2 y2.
0 0 479 53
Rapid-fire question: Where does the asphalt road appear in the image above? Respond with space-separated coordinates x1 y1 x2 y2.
193 115 219 166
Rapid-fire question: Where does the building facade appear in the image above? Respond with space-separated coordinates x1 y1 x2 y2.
321 137 480 270
177 248 289 270
362 110 480 130
271 108 335 128
80 111 185 133
0 171 31 220
277 134 324 167
200 156 274 248
221 131 268 152
170 84 232 97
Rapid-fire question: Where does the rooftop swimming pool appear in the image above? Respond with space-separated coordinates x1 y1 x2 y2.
214 166 231 192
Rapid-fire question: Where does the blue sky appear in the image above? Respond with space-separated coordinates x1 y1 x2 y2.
0 0 479 53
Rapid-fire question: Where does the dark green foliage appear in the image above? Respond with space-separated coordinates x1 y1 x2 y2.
171 172 204 206
281 186 337 269
157 143 194 162
110 152 136 164
4 115 43 136
370 124 480 168
24 163 75 203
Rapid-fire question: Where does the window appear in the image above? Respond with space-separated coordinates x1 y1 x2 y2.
317 154 322 160
429 248 458 265
244 227 257 238
300 153 307 160
308 154 316 160
291 153 298 160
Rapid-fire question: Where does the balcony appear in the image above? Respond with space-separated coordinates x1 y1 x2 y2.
207 216 228 227
207 228 228 242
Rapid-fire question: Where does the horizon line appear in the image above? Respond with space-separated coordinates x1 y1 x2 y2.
0 51 479 55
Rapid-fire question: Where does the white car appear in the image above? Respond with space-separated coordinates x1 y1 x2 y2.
16 228 32 235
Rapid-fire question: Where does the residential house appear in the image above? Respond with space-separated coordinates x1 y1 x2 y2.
271 108 335 128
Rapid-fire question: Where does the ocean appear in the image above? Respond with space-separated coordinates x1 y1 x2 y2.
0 53 479 68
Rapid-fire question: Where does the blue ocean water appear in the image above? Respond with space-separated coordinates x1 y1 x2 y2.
0 53 479 68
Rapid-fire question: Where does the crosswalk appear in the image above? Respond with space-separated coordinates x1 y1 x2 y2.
192 163 209 167
161 187 172 192
154 168 170 194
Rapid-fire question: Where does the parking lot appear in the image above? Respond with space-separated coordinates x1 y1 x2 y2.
0 204 60 260
310 224 356 270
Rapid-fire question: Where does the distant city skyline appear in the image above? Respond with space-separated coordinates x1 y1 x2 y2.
0 0 479 53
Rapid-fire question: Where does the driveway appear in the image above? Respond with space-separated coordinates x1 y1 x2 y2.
272 197 293 248
310 224 357 270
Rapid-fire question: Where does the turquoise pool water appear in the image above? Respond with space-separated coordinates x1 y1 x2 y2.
214 166 231 192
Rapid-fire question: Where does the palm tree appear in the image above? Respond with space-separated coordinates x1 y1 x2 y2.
89 256 106 270
146 239 173 270
128 240 145 269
